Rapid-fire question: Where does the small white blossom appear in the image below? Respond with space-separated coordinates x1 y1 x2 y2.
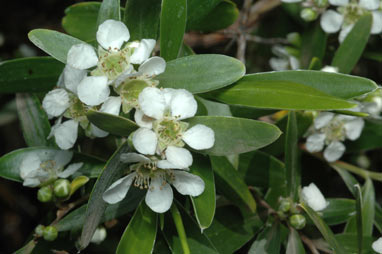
48 118 79 150
42 89 70 119
269 45 300 71
91 227 107 244
102 153 205 213
372 237 382 253
19 150 83 187
301 183 329 211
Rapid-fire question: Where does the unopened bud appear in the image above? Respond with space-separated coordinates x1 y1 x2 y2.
300 8 318 22
53 179 71 198
43 226 58 241
289 214 306 230
35 224 45 236
314 0 328 8
279 199 292 213
37 186 53 202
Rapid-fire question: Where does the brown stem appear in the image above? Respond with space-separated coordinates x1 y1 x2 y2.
300 234 320 254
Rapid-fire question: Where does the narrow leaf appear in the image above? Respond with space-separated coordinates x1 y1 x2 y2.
124 0 161 40
79 142 129 250
97 0 121 26
285 111 300 201
248 223 281 254
332 13 372 74
0 57 63 93
187 116 282 156
321 198 356 225
300 21 327 68
286 228 305 254
116 202 157 254
28 30 85 63
16 93 54 147
186 0 221 29
160 0 187 61
354 184 363 254
157 54 245 94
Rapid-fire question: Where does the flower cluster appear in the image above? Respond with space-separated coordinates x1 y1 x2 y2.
281 0 382 42
42 19 165 150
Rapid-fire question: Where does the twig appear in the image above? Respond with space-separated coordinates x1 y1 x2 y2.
236 0 253 63
249 186 278 216
300 234 320 254
51 194 89 226
245 34 289 44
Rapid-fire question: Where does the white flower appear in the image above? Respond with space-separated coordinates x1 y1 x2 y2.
19 150 83 187
91 227 107 244
305 112 365 162
133 87 215 168
372 237 382 253
102 153 205 213
48 118 79 150
321 65 339 73
301 183 329 211
42 89 71 119
320 0 382 42
90 96 122 138
269 45 300 71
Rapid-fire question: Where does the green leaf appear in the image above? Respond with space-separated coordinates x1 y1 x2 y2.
186 0 221 30
196 96 232 117
187 116 281 156
0 57 63 93
286 228 305 254
285 111 300 201
190 154 215 230
347 119 382 152
335 233 374 254
248 223 281 254
235 71 377 99
14 240 36 254
212 80 356 110
0 147 104 182
157 54 246 94
124 0 161 40
210 156 256 212
97 0 121 26
78 143 129 250
321 198 356 225
301 203 346 254
16 93 55 147
188 0 239 33
160 0 187 61
375 203 382 233
332 13 372 74
332 165 358 197
62 2 100 42
28 30 85 63
57 187 144 232
204 205 263 254
355 184 363 254
116 202 157 254
87 109 138 136
300 21 327 68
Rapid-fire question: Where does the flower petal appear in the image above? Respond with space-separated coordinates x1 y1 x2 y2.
323 141 345 162
23 178 41 187
163 88 176 107
344 118 364 140
321 65 339 73
67 44 98 70
301 183 328 211
269 57 289 71
314 112 335 129
172 171 205 196
97 20 130 50
132 128 158 155
328 0 349 6
42 89 70 117
183 124 215 150
320 10 343 34
91 123 109 138
20 155 41 180
130 39 156 64
120 153 150 164
145 176 173 213
371 11 382 34
63 65 87 94
170 89 198 120
165 146 193 169
372 237 382 254
359 0 380 10
77 76 110 106
54 120 79 150
138 87 166 119
57 162 83 178
53 150 73 168
100 96 122 115
103 173 135 204
138 56 166 77
306 133 326 153
134 109 154 129
157 160 180 169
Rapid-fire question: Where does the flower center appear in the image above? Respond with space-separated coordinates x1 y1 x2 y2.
153 118 189 152
95 50 130 80
322 118 346 142
340 3 367 26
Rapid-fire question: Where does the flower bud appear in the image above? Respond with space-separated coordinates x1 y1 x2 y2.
314 0 328 7
53 179 71 198
300 8 318 22
37 186 53 202
43 226 58 241
35 224 45 236
289 214 306 230
279 199 292 213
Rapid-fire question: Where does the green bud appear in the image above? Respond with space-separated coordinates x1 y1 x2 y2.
35 224 45 236
286 32 301 47
314 0 328 7
43 226 58 241
300 8 318 22
289 214 306 230
279 199 292 213
37 186 53 203
53 179 71 198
